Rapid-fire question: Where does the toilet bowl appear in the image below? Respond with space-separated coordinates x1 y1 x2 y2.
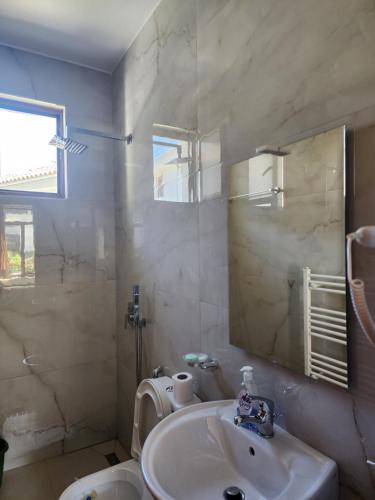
59 459 152 500
59 376 200 500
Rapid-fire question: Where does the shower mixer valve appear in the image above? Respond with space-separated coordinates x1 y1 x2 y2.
126 285 146 328
126 285 146 386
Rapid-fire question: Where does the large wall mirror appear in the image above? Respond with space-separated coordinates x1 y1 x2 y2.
228 126 348 388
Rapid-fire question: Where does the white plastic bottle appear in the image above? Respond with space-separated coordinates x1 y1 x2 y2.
236 366 259 430
240 366 257 394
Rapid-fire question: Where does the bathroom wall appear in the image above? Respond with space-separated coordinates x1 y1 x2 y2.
0 47 117 469
113 0 375 498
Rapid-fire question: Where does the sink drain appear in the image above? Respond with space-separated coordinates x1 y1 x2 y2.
223 486 245 500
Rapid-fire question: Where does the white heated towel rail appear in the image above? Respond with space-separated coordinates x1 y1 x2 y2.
303 267 348 389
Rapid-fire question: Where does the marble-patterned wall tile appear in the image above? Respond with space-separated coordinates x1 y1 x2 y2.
197 0 375 167
0 46 117 467
0 373 65 470
0 325 31 381
143 203 200 301
121 0 198 136
199 197 228 308
41 359 117 453
195 2 375 497
0 281 116 376
33 199 116 285
113 0 199 453
199 301 245 400
146 290 201 376
65 137 114 203
1 359 116 469
113 0 375 498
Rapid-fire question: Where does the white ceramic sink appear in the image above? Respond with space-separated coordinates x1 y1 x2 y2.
141 401 338 500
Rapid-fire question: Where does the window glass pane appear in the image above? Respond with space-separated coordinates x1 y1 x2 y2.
5 224 21 275
24 224 35 277
0 206 35 286
0 107 59 194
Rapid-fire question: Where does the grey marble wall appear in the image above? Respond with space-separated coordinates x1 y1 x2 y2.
112 0 375 498
0 47 117 469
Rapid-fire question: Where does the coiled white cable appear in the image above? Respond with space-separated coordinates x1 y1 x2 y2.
347 227 375 345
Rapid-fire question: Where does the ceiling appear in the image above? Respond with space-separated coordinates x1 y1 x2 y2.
0 0 161 73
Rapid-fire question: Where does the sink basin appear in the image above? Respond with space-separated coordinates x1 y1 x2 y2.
141 400 338 500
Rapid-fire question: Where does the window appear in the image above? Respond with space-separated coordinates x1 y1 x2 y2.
0 95 65 197
0 206 35 286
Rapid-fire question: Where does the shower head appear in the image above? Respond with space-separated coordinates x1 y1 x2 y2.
49 127 133 155
49 135 87 155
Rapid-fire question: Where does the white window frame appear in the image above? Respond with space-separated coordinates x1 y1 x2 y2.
0 93 66 199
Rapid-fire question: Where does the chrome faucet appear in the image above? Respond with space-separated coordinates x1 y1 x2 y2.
234 396 275 438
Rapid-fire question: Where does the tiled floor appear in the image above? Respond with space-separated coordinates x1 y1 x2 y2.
0 440 129 500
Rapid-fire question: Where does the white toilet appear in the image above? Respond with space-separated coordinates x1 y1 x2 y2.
59 376 200 500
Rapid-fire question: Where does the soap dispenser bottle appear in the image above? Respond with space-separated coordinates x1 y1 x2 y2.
241 366 257 394
236 366 258 431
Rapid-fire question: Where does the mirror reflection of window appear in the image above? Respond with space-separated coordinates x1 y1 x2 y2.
0 206 35 286
248 154 284 208
228 154 284 208
152 125 197 203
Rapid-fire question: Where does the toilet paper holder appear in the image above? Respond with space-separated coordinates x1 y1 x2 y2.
183 353 219 370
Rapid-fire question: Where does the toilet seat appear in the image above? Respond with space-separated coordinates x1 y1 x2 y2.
59 375 199 500
59 458 153 500
131 376 173 459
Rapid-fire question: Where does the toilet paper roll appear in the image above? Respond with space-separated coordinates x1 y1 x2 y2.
172 372 194 405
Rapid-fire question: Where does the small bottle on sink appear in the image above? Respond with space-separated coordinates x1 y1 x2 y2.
236 366 259 431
